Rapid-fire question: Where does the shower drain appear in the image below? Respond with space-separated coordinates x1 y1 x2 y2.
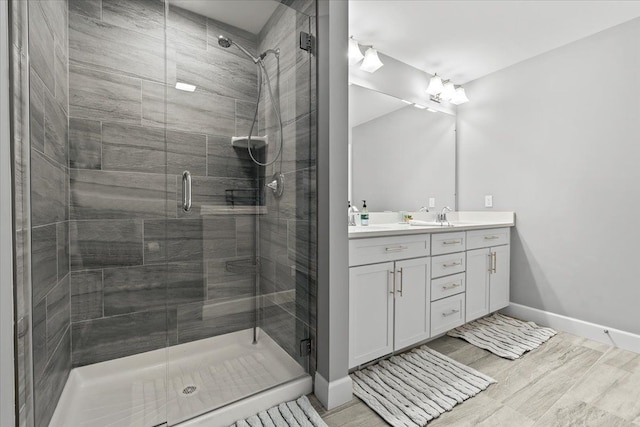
181 385 198 396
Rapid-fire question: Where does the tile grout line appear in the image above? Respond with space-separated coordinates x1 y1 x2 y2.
530 344 615 424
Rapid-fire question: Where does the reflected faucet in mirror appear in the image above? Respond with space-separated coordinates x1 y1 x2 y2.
348 202 360 226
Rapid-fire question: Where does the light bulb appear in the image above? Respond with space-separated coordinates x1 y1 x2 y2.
450 87 469 105
348 38 364 65
441 81 456 101
426 74 444 95
359 48 384 73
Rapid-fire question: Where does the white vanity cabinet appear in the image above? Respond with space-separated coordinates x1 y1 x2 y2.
348 235 430 368
348 224 512 368
465 228 511 322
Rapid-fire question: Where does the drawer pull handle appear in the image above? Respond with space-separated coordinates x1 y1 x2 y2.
484 236 500 240
385 246 408 252
442 261 462 268
442 309 460 317
442 240 461 245
442 283 461 290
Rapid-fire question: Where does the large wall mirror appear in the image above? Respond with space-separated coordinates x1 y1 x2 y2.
349 83 457 212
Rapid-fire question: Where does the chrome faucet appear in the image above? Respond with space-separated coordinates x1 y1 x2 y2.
437 206 453 225
418 206 429 212
348 204 359 226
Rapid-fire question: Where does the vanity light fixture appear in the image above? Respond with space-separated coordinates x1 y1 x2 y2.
348 37 364 65
360 47 384 73
176 82 196 92
426 74 445 95
450 86 470 105
426 72 469 105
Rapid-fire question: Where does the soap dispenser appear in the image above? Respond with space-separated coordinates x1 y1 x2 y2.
360 200 369 226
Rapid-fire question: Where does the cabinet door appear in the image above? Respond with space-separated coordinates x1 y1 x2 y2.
349 262 394 368
466 248 490 322
489 245 510 312
394 257 430 351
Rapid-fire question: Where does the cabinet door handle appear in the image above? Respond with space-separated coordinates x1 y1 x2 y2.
442 309 460 317
492 252 497 273
442 282 461 290
484 235 500 240
389 270 396 295
442 240 461 245
488 253 493 273
397 268 403 297
443 261 461 268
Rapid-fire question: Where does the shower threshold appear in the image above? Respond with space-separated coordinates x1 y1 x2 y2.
50 328 309 427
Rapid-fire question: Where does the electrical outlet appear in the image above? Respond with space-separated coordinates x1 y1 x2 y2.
484 195 493 208
428 198 436 208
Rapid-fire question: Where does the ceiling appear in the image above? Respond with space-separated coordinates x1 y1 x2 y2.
349 1 640 84
349 84 409 127
170 0 280 34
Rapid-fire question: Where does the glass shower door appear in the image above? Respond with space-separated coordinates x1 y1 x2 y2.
163 0 316 424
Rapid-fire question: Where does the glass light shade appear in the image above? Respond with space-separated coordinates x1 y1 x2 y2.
426 74 444 95
450 87 470 105
360 48 384 73
348 38 364 65
441 81 456 101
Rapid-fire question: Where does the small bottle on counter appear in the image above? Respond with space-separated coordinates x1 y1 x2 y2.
360 200 369 226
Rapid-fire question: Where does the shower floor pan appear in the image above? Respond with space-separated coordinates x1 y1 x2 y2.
50 328 309 427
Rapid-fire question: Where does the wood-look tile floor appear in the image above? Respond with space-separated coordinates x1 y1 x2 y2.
309 332 640 426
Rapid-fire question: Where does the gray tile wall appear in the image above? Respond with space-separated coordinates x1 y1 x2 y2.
25 1 72 426
257 2 317 375
67 0 268 366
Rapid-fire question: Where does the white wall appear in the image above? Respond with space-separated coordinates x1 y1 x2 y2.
352 106 456 212
0 0 16 423
457 17 640 335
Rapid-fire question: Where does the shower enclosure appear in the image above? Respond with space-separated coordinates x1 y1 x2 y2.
10 0 317 425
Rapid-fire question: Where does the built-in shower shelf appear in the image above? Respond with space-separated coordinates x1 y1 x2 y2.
231 135 268 149
200 205 268 215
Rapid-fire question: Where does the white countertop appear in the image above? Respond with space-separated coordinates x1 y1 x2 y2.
348 211 515 239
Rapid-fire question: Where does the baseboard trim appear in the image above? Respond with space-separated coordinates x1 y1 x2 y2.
502 303 640 354
314 372 353 410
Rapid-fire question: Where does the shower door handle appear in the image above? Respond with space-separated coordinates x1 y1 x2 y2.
182 171 192 212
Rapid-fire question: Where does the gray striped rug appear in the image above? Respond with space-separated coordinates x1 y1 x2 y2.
351 346 496 427
229 395 327 427
447 313 557 360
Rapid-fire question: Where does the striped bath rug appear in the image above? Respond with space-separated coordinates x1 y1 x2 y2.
351 346 496 426
447 313 557 360
229 395 327 427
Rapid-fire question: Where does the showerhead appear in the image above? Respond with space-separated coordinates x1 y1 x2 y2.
218 35 232 49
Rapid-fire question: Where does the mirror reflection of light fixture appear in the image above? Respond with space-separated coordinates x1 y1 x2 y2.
441 81 456 101
348 37 364 65
450 86 470 105
360 47 384 73
413 104 427 109
426 72 470 105
426 74 444 95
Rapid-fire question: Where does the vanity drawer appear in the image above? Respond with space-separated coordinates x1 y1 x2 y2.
431 293 465 336
431 272 465 302
431 252 465 278
466 228 510 250
431 232 466 255
349 235 430 266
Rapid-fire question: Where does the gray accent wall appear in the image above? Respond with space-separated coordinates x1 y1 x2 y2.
67 0 264 367
25 1 72 426
257 1 317 373
457 17 640 336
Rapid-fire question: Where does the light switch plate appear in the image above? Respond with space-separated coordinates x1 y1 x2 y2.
484 195 493 208
428 198 436 208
